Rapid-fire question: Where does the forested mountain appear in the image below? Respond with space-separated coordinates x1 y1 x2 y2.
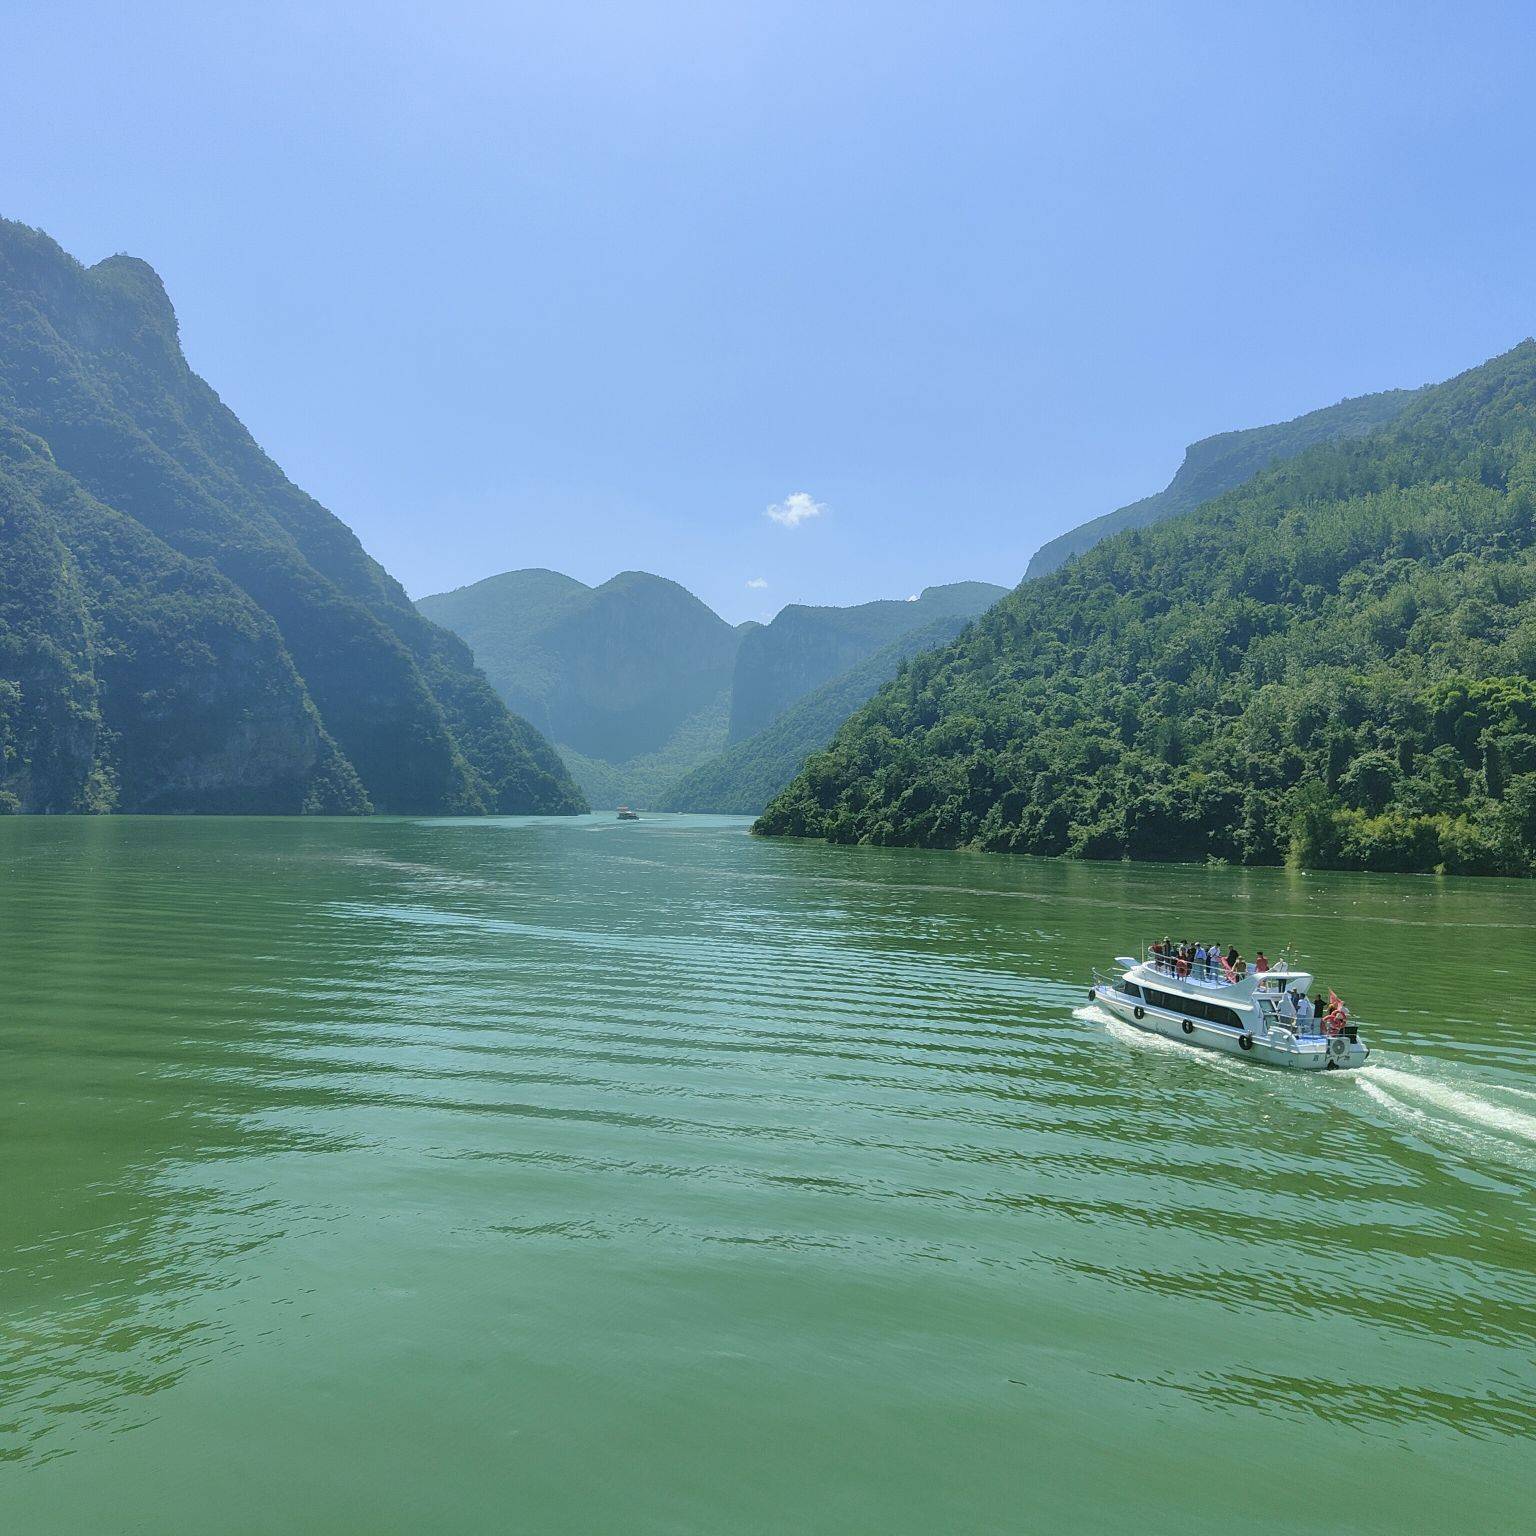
1024 386 1420 579
758 342 1536 877
0 219 584 815
419 568 744 806
419 569 740 758
662 612 981 814
727 582 1008 743
422 570 1008 809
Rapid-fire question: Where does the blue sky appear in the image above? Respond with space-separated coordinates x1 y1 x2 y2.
5 2 1535 622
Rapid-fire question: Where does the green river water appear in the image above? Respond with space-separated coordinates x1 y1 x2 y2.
2 815 1533 1534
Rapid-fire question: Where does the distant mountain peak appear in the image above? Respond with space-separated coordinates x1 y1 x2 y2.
88 253 178 334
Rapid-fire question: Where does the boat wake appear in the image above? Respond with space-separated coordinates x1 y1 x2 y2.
1357 1062 1536 1167
1079 1005 1536 1169
1367 1064 1536 1141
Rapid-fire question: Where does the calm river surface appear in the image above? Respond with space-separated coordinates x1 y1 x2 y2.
2 815 1534 1533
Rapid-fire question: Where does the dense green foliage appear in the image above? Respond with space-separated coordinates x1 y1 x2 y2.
664 614 978 814
0 219 584 814
1024 387 1418 579
758 343 1536 876
727 582 1008 743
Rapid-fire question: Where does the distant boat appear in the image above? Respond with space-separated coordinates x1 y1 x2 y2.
616 806 640 821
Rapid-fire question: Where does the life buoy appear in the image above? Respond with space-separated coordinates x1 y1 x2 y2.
1239 1034 1254 1051
1181 1020 1193 1034
1133 1006 1146 1021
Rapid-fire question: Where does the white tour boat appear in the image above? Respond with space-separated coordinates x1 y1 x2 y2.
1089 953 1369 1070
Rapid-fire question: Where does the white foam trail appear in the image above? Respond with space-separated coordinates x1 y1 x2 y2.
1356 1074 1432 1127
1492 1081 1536 1103
1080 1005 1241 1074
1364 1066 1536 1145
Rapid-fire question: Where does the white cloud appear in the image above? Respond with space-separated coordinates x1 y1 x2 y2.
765 491 825 528
906 593 920 602
746 577 768 589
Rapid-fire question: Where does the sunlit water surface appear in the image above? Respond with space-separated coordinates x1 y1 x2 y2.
2 816 1533 1533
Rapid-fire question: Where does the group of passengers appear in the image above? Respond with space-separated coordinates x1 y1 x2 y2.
1148 937 1260 984
1147 937 1349 1032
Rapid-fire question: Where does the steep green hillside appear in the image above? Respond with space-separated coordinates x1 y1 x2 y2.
1024 386 1419 579
556 690 732 810
727 581 1007 743
419 568 741 793
0 219 584 814
419 568 746 806
665 613 979 814
758 343 1536 877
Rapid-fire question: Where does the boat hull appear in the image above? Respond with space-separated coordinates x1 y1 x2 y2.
1093 985 1368 1071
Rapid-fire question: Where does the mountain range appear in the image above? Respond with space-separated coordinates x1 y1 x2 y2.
757 341 1536 877
0 219 584 815
418 575 1008 809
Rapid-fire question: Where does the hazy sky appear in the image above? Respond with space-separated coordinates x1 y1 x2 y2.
5 2 1535 621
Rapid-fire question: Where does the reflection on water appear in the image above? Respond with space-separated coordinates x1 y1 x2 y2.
1 815 1533 1533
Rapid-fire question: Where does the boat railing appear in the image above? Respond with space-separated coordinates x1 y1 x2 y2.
1137 952 1245 988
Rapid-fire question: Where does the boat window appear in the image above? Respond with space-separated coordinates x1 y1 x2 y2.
1141 987 1241 1029
1123 983 1142 1000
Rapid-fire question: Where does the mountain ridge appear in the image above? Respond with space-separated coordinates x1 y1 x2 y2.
1024 384 1422 579
726 581 1010 743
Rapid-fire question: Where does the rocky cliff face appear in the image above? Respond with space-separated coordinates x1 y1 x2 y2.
0 219 585 814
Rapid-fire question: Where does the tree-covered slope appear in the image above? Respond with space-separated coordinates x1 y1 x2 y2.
419 568 742 772
0 218 584 814
758 342 1536 877
1024 385 1420 579
664 613 980 814
727 581 1007 743
555 689 733 810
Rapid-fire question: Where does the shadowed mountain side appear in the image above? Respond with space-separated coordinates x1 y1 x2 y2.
419 568 741 763
557 690 732 809
665 613 982 814
727 581 1008 743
